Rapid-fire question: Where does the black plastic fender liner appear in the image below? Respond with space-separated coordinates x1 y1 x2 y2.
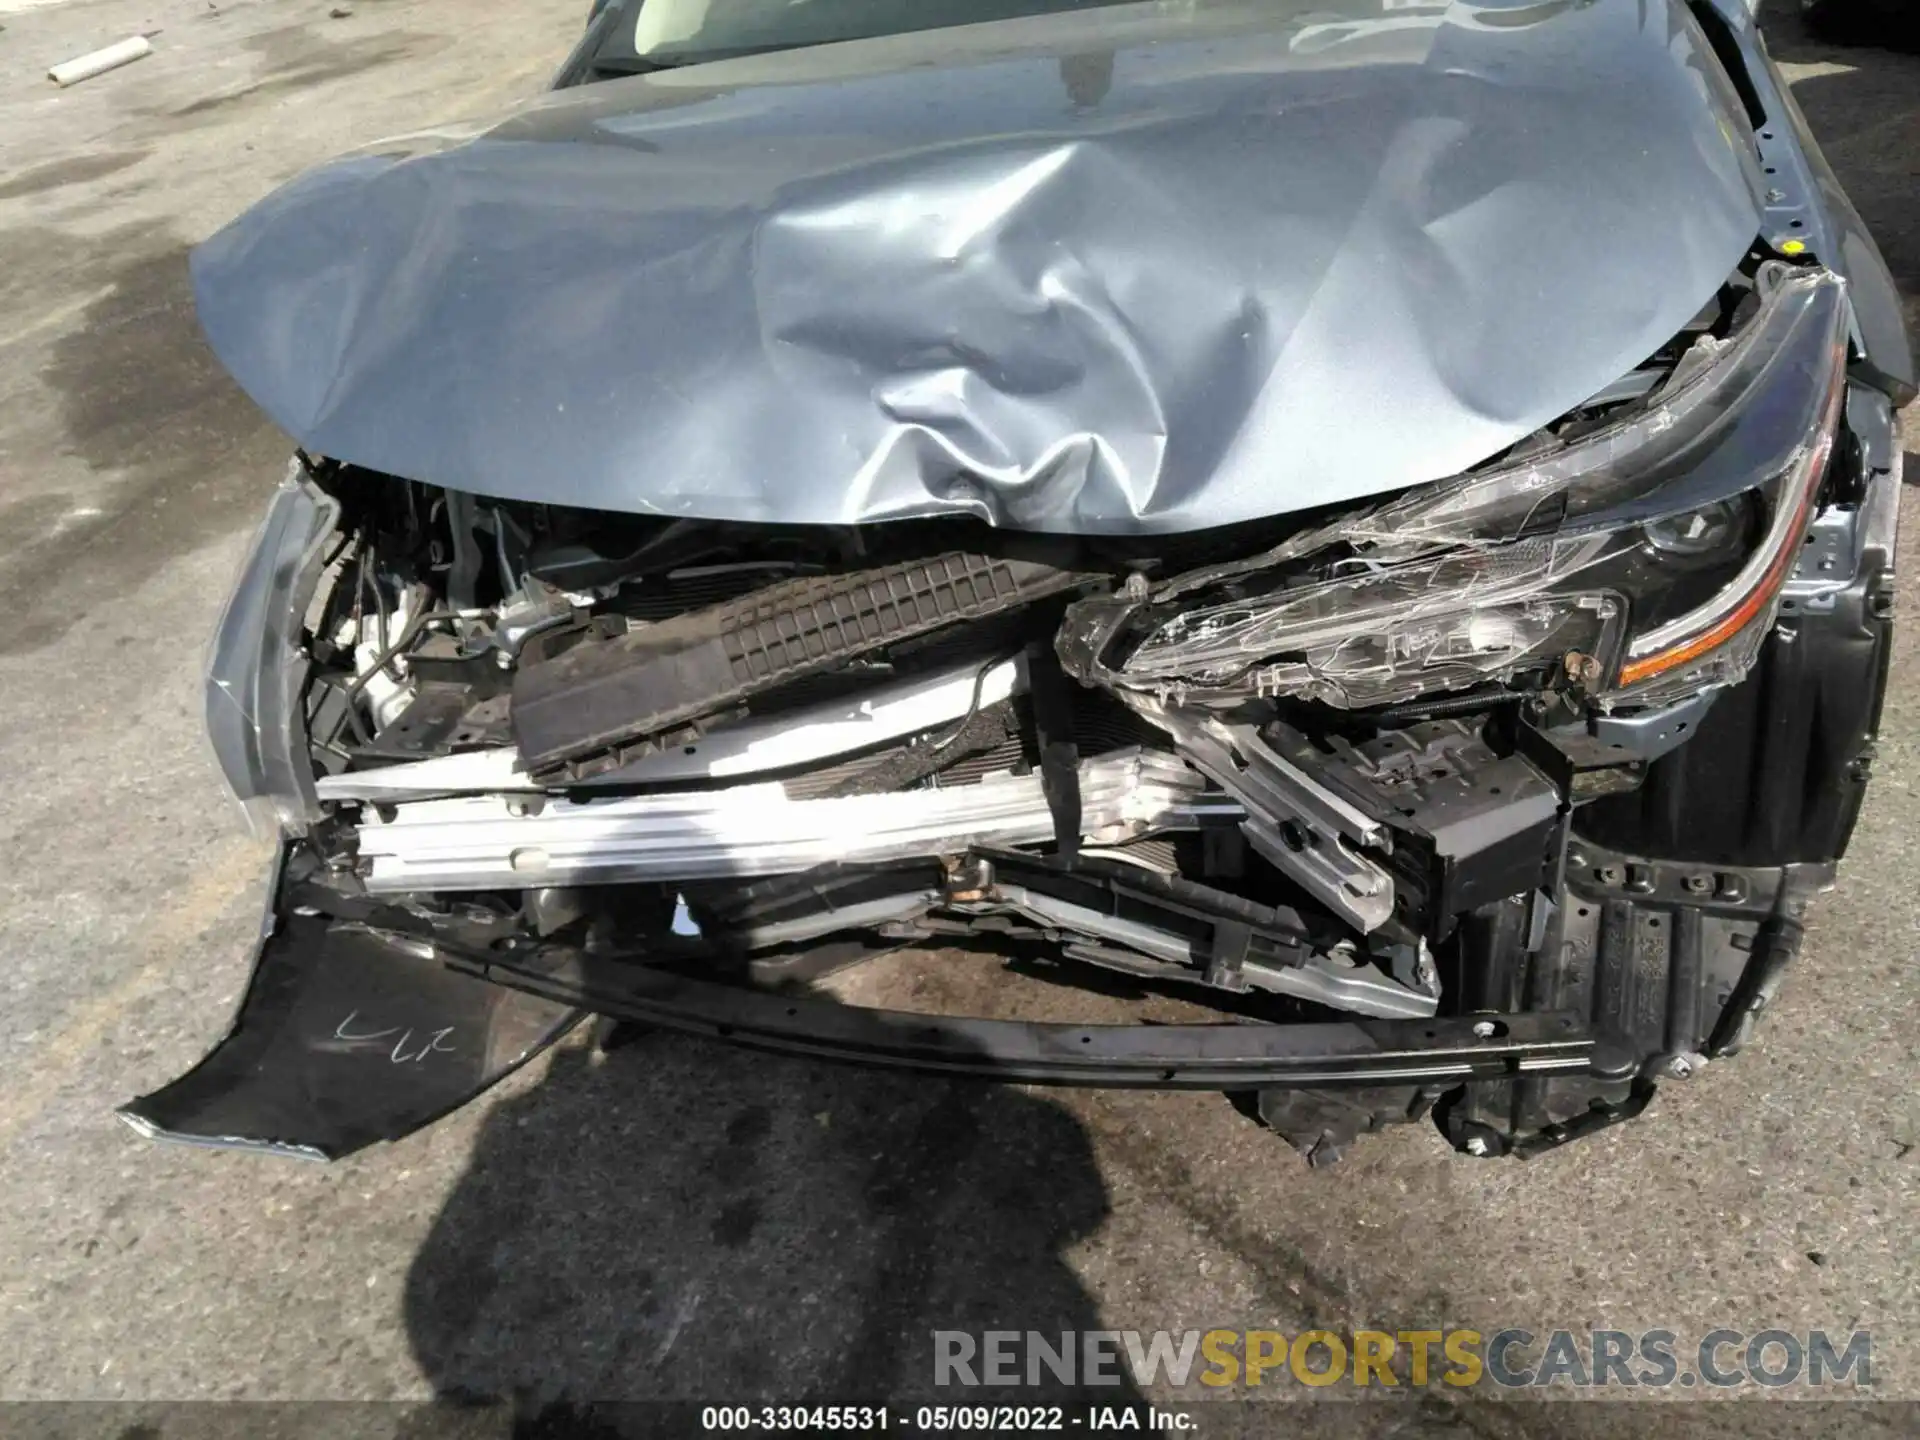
512 547 1091 780
447 943 1602 1090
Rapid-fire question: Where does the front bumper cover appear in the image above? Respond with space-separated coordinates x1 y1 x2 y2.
119 851 584 1160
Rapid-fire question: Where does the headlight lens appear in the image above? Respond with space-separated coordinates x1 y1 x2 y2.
204 460 341 834
1122 532 1631 708
1614 353 1844 694
1642 500 1748 558
1060 268 1851 711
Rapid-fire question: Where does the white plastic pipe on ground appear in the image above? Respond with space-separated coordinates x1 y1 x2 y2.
47 35 152 87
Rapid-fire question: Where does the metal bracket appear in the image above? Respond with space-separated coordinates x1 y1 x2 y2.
1149 713 1396 932
1584 687 1721 762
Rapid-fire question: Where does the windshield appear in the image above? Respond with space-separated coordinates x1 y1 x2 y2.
612 0 1150 66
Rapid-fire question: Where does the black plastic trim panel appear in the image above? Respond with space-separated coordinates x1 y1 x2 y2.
1437 840 1826 1154
513 547 1086 779
451 941 1599 1090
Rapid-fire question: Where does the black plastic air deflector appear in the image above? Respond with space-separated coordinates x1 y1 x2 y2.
513 547 1087 779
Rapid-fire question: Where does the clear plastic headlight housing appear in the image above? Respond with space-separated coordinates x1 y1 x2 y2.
204 459 341 834
1059 267 1851 712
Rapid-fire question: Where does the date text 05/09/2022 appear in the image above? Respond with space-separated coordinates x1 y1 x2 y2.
700 1405 1194 1432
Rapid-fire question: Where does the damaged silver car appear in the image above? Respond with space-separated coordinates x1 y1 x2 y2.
123 0 1913 1163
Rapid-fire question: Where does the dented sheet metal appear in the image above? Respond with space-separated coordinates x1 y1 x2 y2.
192 0 1764 535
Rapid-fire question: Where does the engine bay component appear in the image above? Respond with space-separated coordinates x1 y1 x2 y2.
1268 719 1564 934
316 657 1029 802
682 848 1436 1018
512 546 1088 780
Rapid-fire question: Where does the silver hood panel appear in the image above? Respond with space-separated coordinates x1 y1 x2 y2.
192 0 1765 533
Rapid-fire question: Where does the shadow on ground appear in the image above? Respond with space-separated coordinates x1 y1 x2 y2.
403 1029 1141 1430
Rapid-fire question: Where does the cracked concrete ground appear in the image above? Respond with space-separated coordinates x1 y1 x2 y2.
0 0 1914 1432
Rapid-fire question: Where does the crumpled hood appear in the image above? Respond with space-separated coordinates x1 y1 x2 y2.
192 0 1765 534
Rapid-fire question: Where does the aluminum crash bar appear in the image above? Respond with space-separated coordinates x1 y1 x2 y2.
354 748 1233 892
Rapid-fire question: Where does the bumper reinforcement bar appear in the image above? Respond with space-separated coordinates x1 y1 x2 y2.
446 943 1608 1090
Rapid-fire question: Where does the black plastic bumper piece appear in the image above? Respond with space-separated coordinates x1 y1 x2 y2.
118 896 582 1160
512 546 1087 779
447 944 1599 1090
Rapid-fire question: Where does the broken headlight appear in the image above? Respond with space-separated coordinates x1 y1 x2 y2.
1060 267 1851 711
204 459 340 834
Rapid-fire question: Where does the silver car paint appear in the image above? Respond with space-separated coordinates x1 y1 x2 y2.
191 0 1766 533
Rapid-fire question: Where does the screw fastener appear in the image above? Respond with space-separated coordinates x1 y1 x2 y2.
1563 652 1603 685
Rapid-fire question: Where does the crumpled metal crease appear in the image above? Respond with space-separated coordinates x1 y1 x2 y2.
190 0 1764 534
1172 267 1851 585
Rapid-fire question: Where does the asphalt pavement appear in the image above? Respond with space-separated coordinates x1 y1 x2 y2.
0 0 1914 1433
